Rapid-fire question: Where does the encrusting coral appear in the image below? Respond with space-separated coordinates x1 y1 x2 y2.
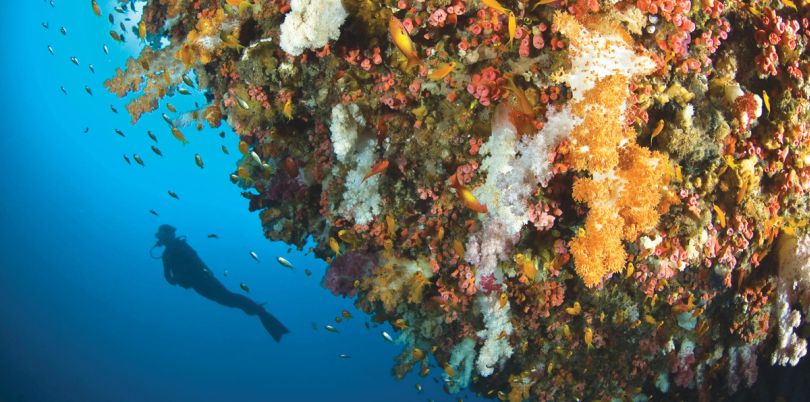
106 0 810 400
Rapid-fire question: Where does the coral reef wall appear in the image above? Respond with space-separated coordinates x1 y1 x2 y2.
107 0 810 400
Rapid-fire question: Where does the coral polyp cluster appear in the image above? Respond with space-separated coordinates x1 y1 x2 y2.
108 0 810 399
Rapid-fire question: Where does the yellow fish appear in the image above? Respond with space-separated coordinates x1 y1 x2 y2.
584 327 593 348
482 0 509 14
386 214 396 238
507 12 516 46
428 62 457 81
389 16 420 68
282 98 293 120
650 119 665 142
565 301 581 316
457 187 488 213
762 90 770 116
329 237 341 255
91 0 101 16
713 204 726 228
394 318 408 329
109 30 123 42
138 21 146 40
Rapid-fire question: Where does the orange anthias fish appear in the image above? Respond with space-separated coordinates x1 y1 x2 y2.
428 62 457 81
171 127 188 144
457 187 488 214
389 16 420 68
91 0 101 16
363 159 389 182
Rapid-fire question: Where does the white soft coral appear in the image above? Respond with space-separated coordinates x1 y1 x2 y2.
772 234 810 366
279 0 347 56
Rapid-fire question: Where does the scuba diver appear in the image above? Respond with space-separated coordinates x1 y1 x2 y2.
152 224 289 342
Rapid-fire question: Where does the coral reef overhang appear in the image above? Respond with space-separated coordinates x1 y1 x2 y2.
107 0 810 400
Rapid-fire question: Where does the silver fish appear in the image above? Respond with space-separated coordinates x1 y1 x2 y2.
70 56 79 66
325 325 339 333
249 251 259 262
88 64 95 73
381 331 394 343
47 45 54 55
103 44 109 55
276 257 293 269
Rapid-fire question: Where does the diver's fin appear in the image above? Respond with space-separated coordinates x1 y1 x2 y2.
259 312 289 342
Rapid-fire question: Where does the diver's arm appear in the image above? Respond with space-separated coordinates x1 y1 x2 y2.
164 264 177 285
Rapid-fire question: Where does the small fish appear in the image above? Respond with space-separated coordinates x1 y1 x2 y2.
171 127 188 144
178 87 191 95
166 103 176 113
223 270 229 277
456 187 488 213
762 90 770 116
341 310 352 319
335 317 343 324
325 325 339 333
219 131 226 139
88 64 95 73
149 210 159 216
133 154 144 166
250 151 262 165
70 57 79 66
83 127 89 133
208 234 219 239
42 21 49 29
182 75 194 88
415 384 422 392
138 21 146 40
713 204 726 228
249 251 259 262
150 146 162 156
394 319 408 330
428 62 457 81
147 131 158 143
584 327 593 349
650 119 665 142
162 113 174 126
338 353 351 359
110 105 119 114
389 16 420 68
85 86 93 95
168 190 179 199
91 0 101 16
508 12 516 46
60 86 67 95
47 45 54 55
114 128 125 137
108 13 114 24
122 155 131 164
103 44 109 55
482 0 510 14
412 348 426 360
221 145 229 155
239 283 250 293
304 269 312 277
60 26 67 35
565 301 581 316
277 256 294 269
194 154 204 169
235 95 250 110
381 331 394 343
282 98 293 120
328 237 341 256
109 30 123 42
363 159 389 182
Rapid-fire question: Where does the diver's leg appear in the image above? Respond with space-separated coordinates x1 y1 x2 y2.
194 279 289 341
194 279 263 315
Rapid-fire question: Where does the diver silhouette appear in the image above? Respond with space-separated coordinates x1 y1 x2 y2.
152 224 289 342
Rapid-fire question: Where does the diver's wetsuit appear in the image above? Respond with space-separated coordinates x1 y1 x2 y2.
161 237 289 342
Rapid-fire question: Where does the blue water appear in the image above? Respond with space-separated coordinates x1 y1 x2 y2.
0 2 487 401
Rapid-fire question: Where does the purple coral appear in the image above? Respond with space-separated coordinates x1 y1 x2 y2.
322 252 375 297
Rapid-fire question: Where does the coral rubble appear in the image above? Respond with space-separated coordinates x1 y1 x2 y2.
108 0 810 399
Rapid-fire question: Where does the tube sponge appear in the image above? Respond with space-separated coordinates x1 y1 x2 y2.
279 0 348 56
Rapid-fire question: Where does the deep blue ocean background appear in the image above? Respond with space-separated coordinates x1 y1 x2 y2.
0 2 486 401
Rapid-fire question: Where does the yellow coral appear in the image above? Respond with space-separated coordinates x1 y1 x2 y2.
175 8 228 66
363 258 432 312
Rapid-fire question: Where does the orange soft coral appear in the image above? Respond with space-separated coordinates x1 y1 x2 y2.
570 144 670 287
